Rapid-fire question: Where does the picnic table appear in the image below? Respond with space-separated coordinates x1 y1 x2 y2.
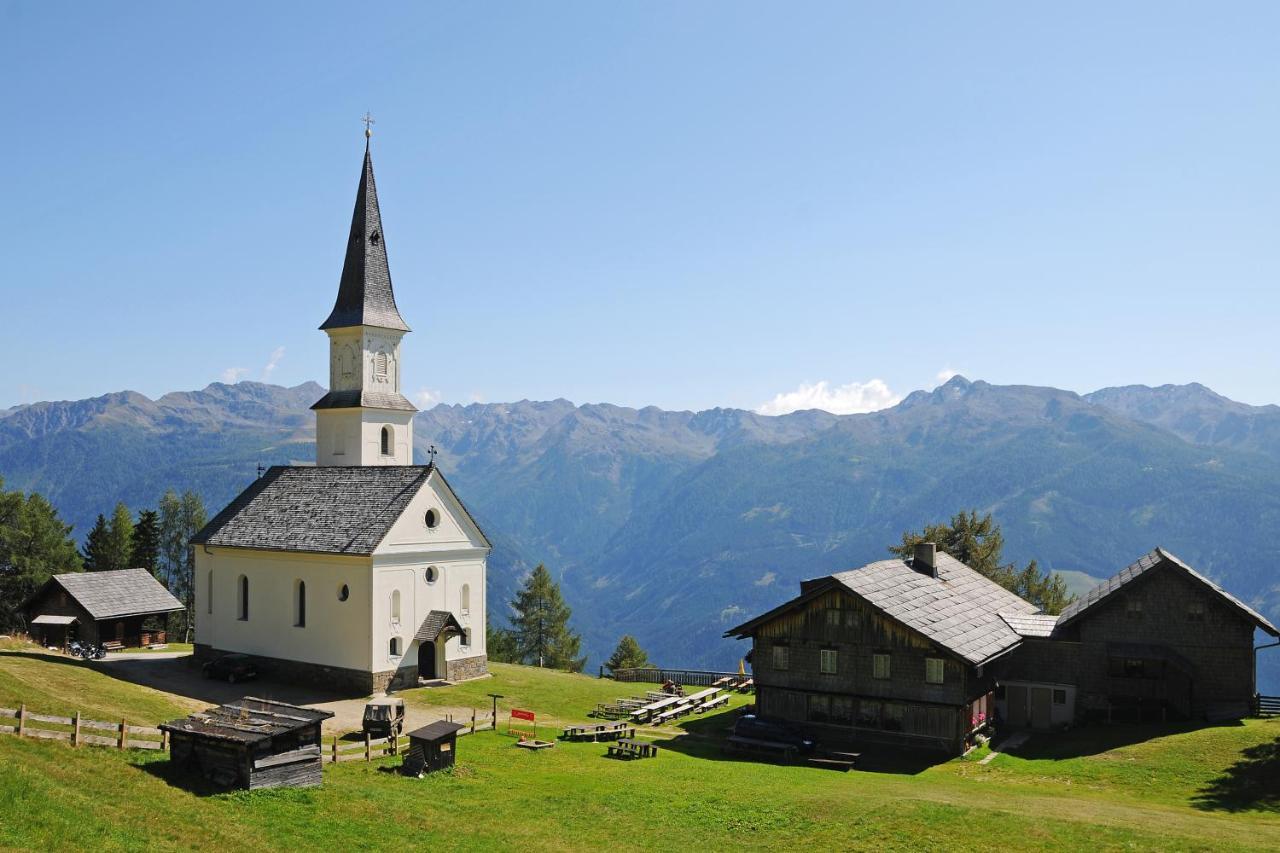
630 694 683 722
712 676 735 688
737 678 755 692
608 738 659 760
562 723 634 742
653 701 695 724
683 688 718 705
697 694 730 713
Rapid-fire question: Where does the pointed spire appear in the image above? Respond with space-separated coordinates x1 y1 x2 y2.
320 140 410 332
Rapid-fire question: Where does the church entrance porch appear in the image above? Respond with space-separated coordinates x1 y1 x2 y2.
418 640 439 680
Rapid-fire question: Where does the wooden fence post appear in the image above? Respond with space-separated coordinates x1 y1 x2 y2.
332 735 338 764
16 704 25 738
118 718 127 750
471 708 476 734
364 732 371 762
72 711 80 747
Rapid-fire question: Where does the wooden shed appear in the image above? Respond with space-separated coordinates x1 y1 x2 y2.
402 720 466 776
24 568 183 650
159 697 333 790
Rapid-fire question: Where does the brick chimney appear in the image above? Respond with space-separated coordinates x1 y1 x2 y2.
913 542 938 578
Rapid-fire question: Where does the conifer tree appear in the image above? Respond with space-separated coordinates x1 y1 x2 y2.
103 501 135 571
486 624 520 664
131 509 161 577
0 478 81 630
605 634 652 675
80 514 111 571
890 510 1076 615
510 564 586 671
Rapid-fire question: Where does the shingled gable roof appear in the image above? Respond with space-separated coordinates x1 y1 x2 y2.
46 569 183 620
320 143 409 332
191 464 491 555
726 552 1040 666
1056 547 1279 636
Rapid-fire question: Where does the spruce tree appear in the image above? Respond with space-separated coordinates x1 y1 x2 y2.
605 634 651 674
131 509 161 577
486 624 520 664
104 501 135 571
0 479 81 631
510 564 586 671
80 514 110 571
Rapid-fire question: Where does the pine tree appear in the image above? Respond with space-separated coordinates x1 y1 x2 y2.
158 490 184 591
103 501 135 571
156 490 207 641
605 635 652 675
890 510 1076 615
486 624 520 664
0 478 81 631
510 564 586 672
80 514 111 571
131 509 161 577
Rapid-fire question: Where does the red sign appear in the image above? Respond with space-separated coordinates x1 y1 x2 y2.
511 708 535 722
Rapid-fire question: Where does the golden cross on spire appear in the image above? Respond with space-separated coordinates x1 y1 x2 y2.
362 112 376 139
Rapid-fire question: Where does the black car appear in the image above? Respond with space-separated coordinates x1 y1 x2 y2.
202 653 257 684
731 714 816 753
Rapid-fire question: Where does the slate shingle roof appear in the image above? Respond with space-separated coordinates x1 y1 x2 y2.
319 146 410 332
310 389 417 412
191 465 432 555
159 697 333 744
1056 547 1279 635
828 553 1039 665
1000 612 1059 638
414 610 464 643
52 568 183 620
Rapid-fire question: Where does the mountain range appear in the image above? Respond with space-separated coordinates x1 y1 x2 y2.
3 377 1279 690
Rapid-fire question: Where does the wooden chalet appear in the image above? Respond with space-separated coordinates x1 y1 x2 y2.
159 697 334 790
24 569 183 649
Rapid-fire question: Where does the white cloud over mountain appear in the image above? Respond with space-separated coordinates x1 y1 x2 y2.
757 378 900 416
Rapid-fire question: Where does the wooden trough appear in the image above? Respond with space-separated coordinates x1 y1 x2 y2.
159 697 333 791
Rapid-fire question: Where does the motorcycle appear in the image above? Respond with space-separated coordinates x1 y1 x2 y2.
67 639 85 658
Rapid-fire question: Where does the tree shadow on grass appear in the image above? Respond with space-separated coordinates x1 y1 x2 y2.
1192 734 1280 812
1001 720 1240 761
646 707 947 776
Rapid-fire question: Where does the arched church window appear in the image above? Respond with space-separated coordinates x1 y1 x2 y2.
462 628 472 648
461 584 470 616
295 580 306 628
381 426 392 456
389 636 402 657
391 589 402 623
237 575 249 621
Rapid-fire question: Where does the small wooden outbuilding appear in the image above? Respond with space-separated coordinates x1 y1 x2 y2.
24 568 182 650
159 697 333 790
402 720 466 776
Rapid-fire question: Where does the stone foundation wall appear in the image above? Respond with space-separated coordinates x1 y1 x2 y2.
196 644 377 696
446 654 488 683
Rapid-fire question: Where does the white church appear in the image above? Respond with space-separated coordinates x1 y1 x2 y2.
192 134 490 694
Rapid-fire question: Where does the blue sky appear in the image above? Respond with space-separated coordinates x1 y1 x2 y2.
2 2 1277 413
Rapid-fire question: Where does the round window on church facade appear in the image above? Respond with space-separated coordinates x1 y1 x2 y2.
425 566 438 584
425 509 439 529
338 583 350 602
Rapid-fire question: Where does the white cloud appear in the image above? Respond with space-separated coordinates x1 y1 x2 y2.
261 346 285 380
415 388 442 408
757 379 900 416
220 367 249 384
754 571 777 587
936 367 962 385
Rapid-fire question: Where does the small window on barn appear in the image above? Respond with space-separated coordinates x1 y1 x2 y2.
825 609 841 628
925 657 945 684
819 648 838 674
1187 600 1205 622
381 426 392 456
771 645 789 671
461 584 471 616
391 589 402 623
872 653 891 680
294 580 306 628
389 636 402 657
206 570 213 614
1126 597 1143 618
1052 689 1067 705
237 575 249 621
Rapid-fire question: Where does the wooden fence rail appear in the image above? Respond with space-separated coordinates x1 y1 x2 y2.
0 704 166 751
609 667 744 687
1256 694 1280 717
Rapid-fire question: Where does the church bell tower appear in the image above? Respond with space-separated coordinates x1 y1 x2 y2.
312 129 417 466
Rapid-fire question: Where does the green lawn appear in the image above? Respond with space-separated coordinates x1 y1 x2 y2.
117 642 195 655
1 648 1278 851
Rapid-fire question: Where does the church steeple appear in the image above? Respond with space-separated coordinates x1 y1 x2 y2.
313 128 417 467
320 143 410 332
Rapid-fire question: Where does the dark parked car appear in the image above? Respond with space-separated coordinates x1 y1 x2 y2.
731 714 816 753
362 698 405 738
202 653 257 684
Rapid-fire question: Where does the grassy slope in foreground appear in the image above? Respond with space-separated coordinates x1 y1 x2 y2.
1 650 1278 851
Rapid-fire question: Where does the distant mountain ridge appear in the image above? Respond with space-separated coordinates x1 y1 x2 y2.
3 376 1278 689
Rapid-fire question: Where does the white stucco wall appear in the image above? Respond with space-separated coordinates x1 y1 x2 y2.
194 546 374 671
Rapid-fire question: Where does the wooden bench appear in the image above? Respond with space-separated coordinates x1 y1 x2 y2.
697 694 730 713
562 723 634 742
607 738 658 760
723 734 797 761
737 678 754 692
653 702 695 724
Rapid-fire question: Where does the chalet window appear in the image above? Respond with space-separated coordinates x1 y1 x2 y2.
461 584 471 616
772 645 789 671
381 426 392 456
825 609 841 628
1052 689 1067 705
872 653 891 680
819 648 838 674
882 702 905 732
925 657 945 685
391 589 402 623
1187 601 1205 622
1126 597 1143 618
294 580 306 628
807 694 831 723
237 575 249 621
389 636 402 657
